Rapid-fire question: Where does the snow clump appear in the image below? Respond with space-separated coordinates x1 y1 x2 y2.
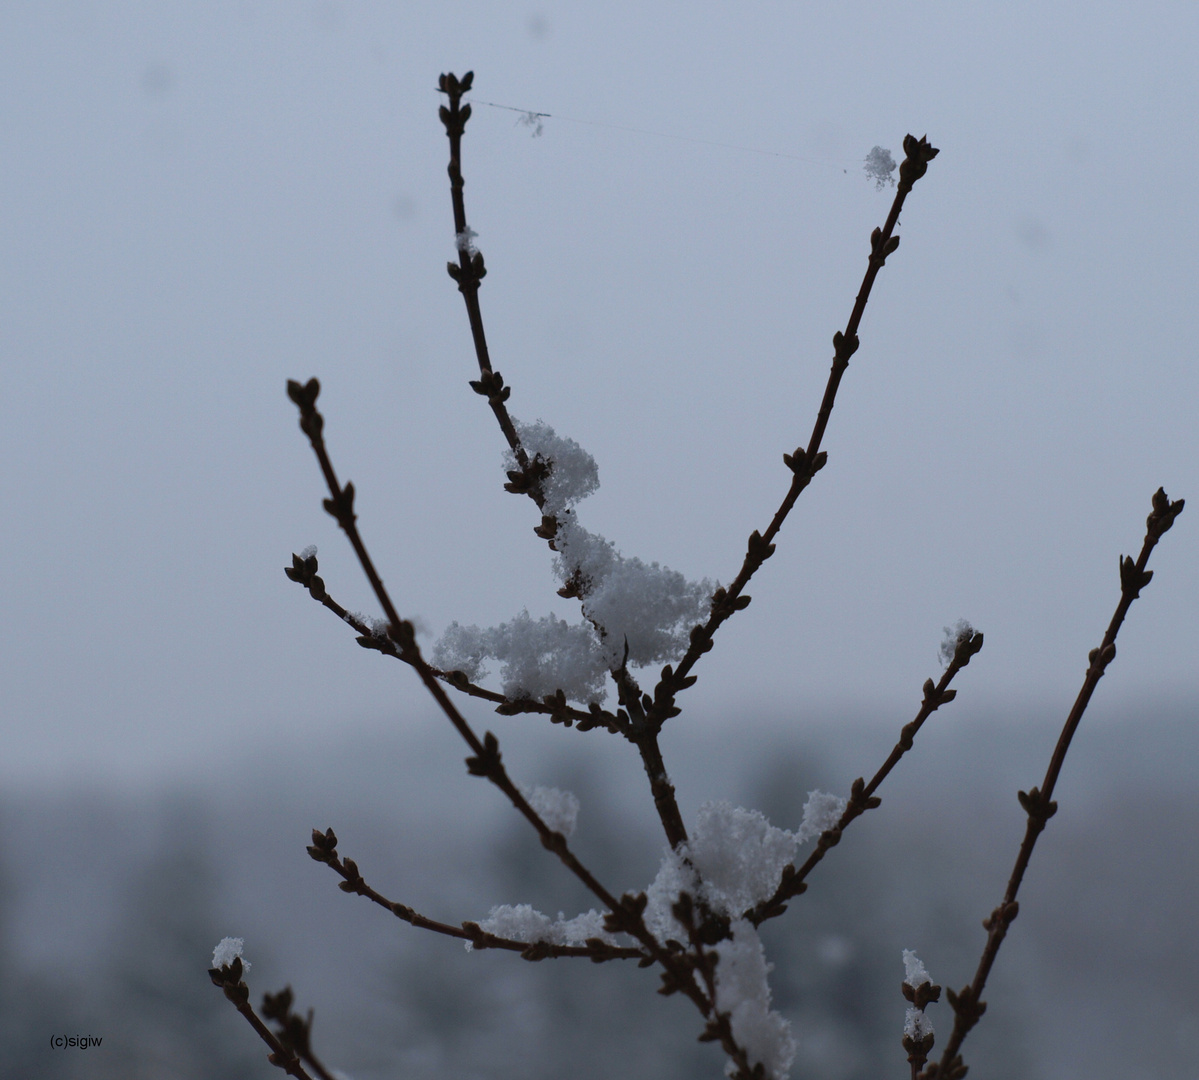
519 784 580 838
433 417 717 704
644 795 846 936
713 920 797 1080
506 419 599 517
454 226 479 256
939 619 975 667
434 610 609 704
212 937 250 975
685 802 798 918
902 949 936 1041
903 948 931 988
552 515 716 671
797 790 847 843
465 904 618 952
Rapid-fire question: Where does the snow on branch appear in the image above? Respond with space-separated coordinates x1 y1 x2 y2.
685 802 799 918
434 610 609 703
554 516 717 670
212 937 250 975
505 418 599 516
645 795 846 938
903 948 931 990
465 904 619 951
519 783 580 838
434 416 718 702
714 921 797 1080
939 619 976 667
797 790 847 843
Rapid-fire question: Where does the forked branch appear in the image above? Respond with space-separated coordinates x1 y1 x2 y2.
928 487 1185 1080
285 375 718 1018
306 827 647 963
209 959 318 1080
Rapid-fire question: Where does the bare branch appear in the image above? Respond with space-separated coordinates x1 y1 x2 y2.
208 959 317 1080
306 827 647 963
645 135 941 736
929 487 1185 1078
749 626 982 925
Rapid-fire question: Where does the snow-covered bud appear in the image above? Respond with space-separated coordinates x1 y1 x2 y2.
212 936 250 976
900 949 941 1068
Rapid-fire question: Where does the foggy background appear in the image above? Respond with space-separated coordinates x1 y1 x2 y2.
1 3 1196 1078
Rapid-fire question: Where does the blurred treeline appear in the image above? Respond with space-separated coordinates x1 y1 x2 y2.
2 698 1196 1080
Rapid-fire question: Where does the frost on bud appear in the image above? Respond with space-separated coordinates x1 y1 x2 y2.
212 937 250 977
902 948 931 990
798 790 847 844
938 619 978 668
901 949 940 1064
905 1005 934 1041
455 226 479 256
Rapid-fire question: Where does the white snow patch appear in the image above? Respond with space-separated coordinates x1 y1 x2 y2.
519 784 580 838
687 802 798 917
465 903 618 952
506 418 599 517
904 1006 934 1040
864 146 896 190
643 846 701 942
797 790 846 843
432 419 717 705
714 920 796 1080
903 948 931 988
644 794 847 934
212 937 250 975
553 514 717 671
433 610 608 704
939 619 975 667
454 226 478 255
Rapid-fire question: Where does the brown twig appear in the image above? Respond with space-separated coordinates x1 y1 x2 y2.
436 73 941 862
438 71 527 469
259 987 338 1080
748 626 983 926
305 826 647 963
642 133 940 738
285 375 716 1016
926 487 1185 1080
208 959 317 1080
901 978 942 1080
284 549 626 732
436 70 693 851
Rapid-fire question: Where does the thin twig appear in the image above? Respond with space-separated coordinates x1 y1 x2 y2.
260 987 339 1080
306 827 647 963
284 550 625 732
436 70 692 851
208 960 317 1080
749 628 982 925
285 375 713 1014
928 487 1185 1080
643 133 940 738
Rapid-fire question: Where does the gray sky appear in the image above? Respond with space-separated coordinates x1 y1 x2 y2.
2 1 1196 790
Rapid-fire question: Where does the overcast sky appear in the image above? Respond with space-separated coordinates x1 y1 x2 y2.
2 2 1196 791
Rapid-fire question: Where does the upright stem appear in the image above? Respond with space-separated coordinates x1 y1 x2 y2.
931 488 1184 1077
